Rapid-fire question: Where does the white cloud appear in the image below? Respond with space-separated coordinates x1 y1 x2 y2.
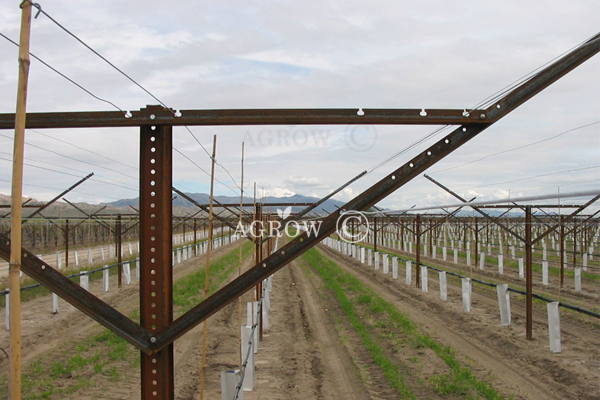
285 176 322 187
262 187 296 198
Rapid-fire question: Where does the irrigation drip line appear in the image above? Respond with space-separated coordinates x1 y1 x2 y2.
328 238 600 320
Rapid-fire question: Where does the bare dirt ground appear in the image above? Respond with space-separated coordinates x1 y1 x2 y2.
1 238 598 399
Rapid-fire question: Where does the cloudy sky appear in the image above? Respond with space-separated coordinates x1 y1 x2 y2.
0 1 598 213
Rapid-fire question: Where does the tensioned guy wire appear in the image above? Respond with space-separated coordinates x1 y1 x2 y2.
29 129 138 172
0 132 138 180
17 0 242 193
366 125 452 174
364 36 596 178
465 165 600 190
0 179 125 201
467 33 598 111
0 32 125 113
429 121 600 175
173 148 238 195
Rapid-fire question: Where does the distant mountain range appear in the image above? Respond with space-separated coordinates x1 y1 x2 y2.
1 192 525 218
105 192 346 215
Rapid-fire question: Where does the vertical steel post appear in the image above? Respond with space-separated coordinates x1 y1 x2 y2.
475 218 479 267
573 221 577 269
428 219 433 257
373 217 377 253
559 218 565 288
116 214 122 288
65 219 70 270
193 218 197 256
140 124 174 399
525 206 533 341
416 214 421 288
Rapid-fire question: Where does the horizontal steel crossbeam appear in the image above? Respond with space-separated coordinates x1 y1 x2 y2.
0 108 489 129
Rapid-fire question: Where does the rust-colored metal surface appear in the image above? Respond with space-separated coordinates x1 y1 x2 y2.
0 108 490 130
525 206 533 341
139 123 174 398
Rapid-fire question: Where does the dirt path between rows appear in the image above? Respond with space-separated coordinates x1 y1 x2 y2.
169 258 370 400
319 244 600 399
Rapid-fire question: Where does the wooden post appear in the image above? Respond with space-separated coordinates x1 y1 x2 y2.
199 135 217 400
9 3 33 398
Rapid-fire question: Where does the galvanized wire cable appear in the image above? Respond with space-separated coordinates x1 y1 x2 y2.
14 1 243 194
28 129 138 172
464 166 600 190
365 33 599 178
467 33 599 111
2 29 238 193
0 32 126 113
366 125 452 174
0 179 124 201
429 121 600 175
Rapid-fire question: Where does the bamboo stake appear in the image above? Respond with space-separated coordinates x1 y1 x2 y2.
9 3 33 398
199 135 217 400
237 142 244 371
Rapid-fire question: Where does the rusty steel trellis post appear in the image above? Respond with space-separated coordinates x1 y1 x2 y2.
525 206 533 340
139 124 174 398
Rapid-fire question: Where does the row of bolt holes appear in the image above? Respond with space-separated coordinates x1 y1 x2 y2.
149 135 160 395
148 138 159 338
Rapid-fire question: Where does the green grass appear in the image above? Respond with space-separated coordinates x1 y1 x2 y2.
173 240 253 313
0 236 234 307
300 246 505 399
